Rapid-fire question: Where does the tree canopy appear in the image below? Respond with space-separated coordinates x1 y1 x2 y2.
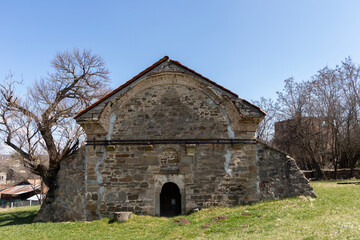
0 49 110 191
256 57 360 179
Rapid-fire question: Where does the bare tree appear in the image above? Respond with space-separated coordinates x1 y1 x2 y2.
273 58 360 179
253 97 277 144
337 58 360 177
0 49 109 203
274 78 324 179
309 66 344 178
276 78 308 120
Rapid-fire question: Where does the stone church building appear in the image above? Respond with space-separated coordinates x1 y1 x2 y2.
35 56 315 222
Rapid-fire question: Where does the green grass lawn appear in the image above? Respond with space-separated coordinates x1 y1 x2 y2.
0 181 359 240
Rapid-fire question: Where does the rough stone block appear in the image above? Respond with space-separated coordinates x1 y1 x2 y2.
186 144 197 156
182 156 193 164
114 212 132 222
231 144 243 150
120 175 133 182
145 145 154 151
106 145 116 151
86 204 97 211
143 156 158 165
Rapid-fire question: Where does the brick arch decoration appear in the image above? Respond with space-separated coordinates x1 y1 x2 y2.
160 148 179 165
97 72 244 138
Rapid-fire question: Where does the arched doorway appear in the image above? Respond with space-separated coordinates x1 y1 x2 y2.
160 182 181 217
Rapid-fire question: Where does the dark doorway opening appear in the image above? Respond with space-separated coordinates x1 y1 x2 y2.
160 182 181 217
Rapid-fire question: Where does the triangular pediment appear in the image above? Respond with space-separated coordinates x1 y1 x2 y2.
75 56 266 121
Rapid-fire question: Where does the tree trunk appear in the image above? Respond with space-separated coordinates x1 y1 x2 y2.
310 156 323 180
350 158 356 178
33 162 60 222
33 177 58 222
333 160 338 180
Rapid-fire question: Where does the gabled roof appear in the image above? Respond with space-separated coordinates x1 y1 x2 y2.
75 56 265 119
0 184 40 196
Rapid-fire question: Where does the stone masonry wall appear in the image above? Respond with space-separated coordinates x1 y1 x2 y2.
113 84 230 139
83 142 259 219
34 147 87 222
83 79 260 220
257 142 316 200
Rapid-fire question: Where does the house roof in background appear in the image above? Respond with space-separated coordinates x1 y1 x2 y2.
0 184 40 196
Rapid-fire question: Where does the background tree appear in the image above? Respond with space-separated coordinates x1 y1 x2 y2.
309 66 343 178
274 78 324 179
253 97 277 144
337 58 360 177
0 49 110 202
266 57 360 179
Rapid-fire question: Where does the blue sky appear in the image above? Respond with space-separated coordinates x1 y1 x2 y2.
1 0 360 101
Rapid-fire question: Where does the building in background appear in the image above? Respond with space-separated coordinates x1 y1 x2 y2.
274 117 333 170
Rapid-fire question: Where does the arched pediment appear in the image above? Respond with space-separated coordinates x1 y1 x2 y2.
76 57 265 138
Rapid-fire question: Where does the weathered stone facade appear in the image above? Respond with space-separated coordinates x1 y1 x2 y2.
35 56 315 222
257 142 316 200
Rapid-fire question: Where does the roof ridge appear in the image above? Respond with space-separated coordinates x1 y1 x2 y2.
75 56 169 119
168 59 239 98
74 56 253 119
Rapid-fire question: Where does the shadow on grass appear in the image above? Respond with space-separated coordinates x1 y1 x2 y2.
0 210 38 227
108 219 116 224
108 218 129 224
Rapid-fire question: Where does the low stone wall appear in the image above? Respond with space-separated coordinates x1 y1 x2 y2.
34 147 87 222
302 168 360 180
256 142 316 200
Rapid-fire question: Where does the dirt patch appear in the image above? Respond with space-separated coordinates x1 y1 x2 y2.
242 211 251 216
211 216 228 223
174 218 191 225
202 224 210 229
